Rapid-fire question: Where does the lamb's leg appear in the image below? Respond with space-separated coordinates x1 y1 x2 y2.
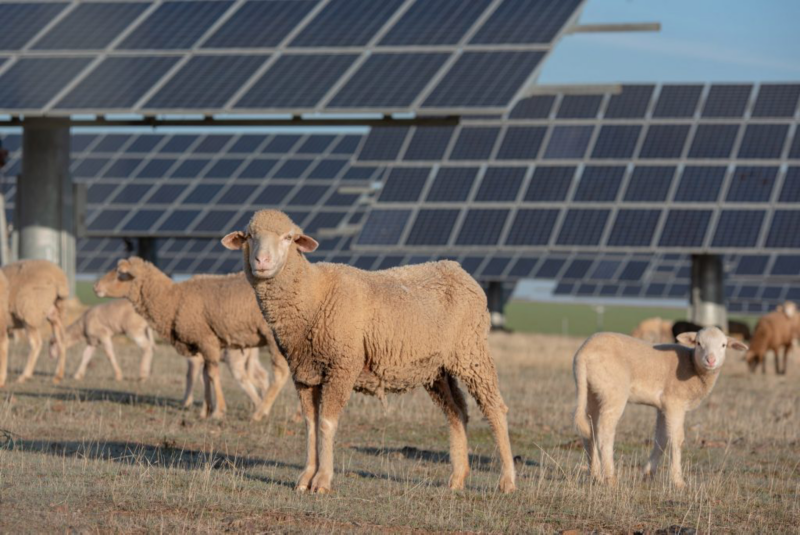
225 349 263 409
425 373 469 490
132 332 153 381
252 351 290 422
16 326 42 383
100 337 123 382
644 410 668 479
47 306 67 384
182 355 203 408
584 391 602 482
73 345 97 380
665 408 687 488
0 332 8 387
595 400 626 486
295 382 320 492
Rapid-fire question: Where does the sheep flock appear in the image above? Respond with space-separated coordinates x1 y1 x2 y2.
5 208 798 504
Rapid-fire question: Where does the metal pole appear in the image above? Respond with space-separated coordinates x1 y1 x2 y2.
690 254 727 330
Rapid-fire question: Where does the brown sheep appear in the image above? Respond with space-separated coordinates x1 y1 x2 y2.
2 259 69 384
94 262 290 420
746 303 799 375
222 209 516 494
631 317 674 344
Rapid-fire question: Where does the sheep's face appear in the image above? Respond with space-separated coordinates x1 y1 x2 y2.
222 210 318 280
94 259 138 298
676 327 748 372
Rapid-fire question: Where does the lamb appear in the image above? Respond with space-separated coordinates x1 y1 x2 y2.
573 327 747 488
221 209 516 494
631 317 674 344
745 303 799 375
48 299 155 382
1 259 69 385
94 263 290 420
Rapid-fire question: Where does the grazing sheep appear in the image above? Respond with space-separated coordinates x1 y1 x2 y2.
94 262 290 420
631 317 674 344
49 299 155 382
2 259 69 384
573 328 747 487
222 209 516 494
745 304 799 375
0 270 9 387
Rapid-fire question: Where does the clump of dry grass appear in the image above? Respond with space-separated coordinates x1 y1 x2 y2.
0 332 796 533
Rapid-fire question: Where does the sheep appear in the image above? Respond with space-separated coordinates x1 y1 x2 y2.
94 262 289 420
48 299 155 382
631 317 674 344
221 209 516 494
573 327 747 488
1 259 69 385
745 303 799 375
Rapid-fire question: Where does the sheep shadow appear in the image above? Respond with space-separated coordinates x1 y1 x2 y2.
353 445 539 470
13 387 183 409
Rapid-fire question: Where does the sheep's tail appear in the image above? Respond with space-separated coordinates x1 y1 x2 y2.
573 352 592 440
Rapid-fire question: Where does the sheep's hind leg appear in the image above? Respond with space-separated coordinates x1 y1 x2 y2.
295 383 321 492
252 351 290 422
16 326 42 384
425 373 469 490
644 410 668 479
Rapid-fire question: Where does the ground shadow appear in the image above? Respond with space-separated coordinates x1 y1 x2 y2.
353 445 539 470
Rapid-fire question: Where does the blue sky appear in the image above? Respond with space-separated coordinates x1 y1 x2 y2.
539 0 800 84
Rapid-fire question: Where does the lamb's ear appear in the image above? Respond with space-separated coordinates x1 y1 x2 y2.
676 332 697 347
727 337 748 352
221 231 247 251
294 234 318 253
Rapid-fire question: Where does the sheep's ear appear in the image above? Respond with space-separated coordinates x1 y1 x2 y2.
676 332 697 347
727 337 748 352
294 234 318 253
221 231 247 251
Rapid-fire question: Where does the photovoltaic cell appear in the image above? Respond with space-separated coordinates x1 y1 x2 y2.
504 209 558 245
236 54 358 109
604 85 654 118
406 209 460 245
422 51 544 108
779 167 800 202
639 124 690 159
474 167 525 202
736 124 789 159
403 127 455 161
607 209 661 246
425 167 478 202
0 57 91 108
573 166 624 202
702 85 752 117
0 3 67 49
752 84 800 117
556 95 602 119
290 0 404 47
203 0 318 48
653 85 702 118
357 209 411 246
726 166 778 202
378 167 430 203
331 53 448 108
146 55 267 109
556 209 609 246
624 166 675 202
33 2 149 50
379 0 490 45
455 209 509 245
659 210 711 247
56 56 180 109
673 166 726 202
449 127 499 160
766 211 800 248
591 125 641 159
496 127 546 159
509 95 555 119
524 166 574 201
543 125 593 159
470 0 581 44
688 124 739 159
118 1 232 50
711 210 764 247
358 127 409 161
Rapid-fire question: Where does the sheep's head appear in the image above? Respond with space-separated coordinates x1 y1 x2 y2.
676 327 748 372
94 258 145 298
221 210 318 280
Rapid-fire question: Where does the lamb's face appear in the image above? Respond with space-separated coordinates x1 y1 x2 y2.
221 210 318 280
676 327 748 372
94 259 137 298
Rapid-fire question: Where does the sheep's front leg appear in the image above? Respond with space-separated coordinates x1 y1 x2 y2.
644 410 668 478
73 344 97 380
295 382 320 492
665 408 687 488
100 337 123 382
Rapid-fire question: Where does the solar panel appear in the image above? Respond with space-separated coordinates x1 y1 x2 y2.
379 0 491 46
0 3 67 50
524 166 575 202
505 209 558 245
556 95 603 119
203 1 318 48
653 85 702 118
449 127 500 160
470 0 582 44
639 124 690 159
406 209 460 245
725 166 778 203
0 57 92 108
474 167 525 202
604 85 654 118
624 166 675 202
455 209 509 245
378 167 430 203
556 209 609 246
118 1 232 50
711 210 764 247
544 125 593 159
658 210 711 247
403 127 456 161
751 84 800 117
496 127 547 159
688 124 739 159
425 167 478 202
573 166 624 202
701 85 752 117
736 124 789 159
33 2 150 50
290 0 404 47
607 209 661 246
591 125 641 159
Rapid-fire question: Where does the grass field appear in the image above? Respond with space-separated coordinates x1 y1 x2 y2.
0 329 797 533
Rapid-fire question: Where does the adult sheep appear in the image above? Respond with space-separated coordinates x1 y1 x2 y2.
94 263 290 420
222 209 516 494
1 259 69 385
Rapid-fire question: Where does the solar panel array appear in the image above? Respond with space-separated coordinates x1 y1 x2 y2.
352 83 800 254
0 0 583 116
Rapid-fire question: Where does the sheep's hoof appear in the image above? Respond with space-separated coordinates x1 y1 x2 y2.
498 476 516 494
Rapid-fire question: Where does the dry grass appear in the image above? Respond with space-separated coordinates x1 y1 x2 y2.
0 332 797 533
